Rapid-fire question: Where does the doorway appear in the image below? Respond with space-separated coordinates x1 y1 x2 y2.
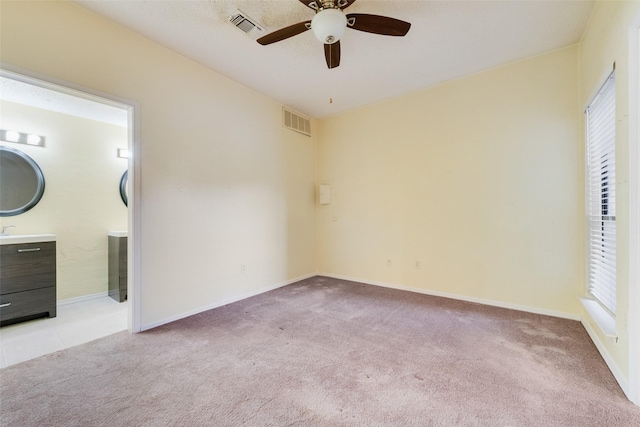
0 68 139 366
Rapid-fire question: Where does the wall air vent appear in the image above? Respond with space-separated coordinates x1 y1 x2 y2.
228 9 266 40
283 107 311 137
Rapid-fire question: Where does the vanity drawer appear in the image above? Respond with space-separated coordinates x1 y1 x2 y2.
0 286 56 324
0 242 56 294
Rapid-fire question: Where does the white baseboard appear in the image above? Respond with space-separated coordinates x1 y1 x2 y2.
57 291 109 307
581 317 630 399
320 273 581 321
140 273 317 331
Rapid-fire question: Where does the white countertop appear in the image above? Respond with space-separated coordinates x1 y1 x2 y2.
108 230 128 238
0 234 57 245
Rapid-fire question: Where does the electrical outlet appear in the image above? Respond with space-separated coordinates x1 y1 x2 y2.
415 261 421 269
241 264 246 273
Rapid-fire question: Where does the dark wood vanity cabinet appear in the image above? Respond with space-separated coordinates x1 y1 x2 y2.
0 241 57 325
108 235 127 302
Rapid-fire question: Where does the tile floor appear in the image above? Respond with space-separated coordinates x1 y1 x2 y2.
0 296 128 368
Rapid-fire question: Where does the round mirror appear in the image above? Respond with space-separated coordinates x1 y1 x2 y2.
120 170 128 207
0 146 46 216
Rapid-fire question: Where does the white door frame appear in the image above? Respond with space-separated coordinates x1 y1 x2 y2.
0 63 142 333
628 14 640 406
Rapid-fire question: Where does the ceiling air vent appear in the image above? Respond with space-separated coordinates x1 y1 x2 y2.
283 107 311 137
228 9 266 40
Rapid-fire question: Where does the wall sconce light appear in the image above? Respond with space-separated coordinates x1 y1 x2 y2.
0 129 46 147
117 148 129 159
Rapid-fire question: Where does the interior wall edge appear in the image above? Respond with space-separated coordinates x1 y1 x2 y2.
626 8 640 407
319 273 582 322
139 272 318 332
581 317 630 401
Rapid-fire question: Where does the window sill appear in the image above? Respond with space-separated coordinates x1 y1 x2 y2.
580 298 617 339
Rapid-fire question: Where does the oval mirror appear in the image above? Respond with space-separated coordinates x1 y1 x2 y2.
120 170 128 207
0 146 46 216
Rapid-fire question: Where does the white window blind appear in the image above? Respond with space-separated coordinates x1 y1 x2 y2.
586 71 616 315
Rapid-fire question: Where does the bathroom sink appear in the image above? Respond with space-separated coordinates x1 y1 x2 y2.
0 234 56 245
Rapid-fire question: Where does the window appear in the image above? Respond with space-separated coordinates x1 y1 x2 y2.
586 71 616 315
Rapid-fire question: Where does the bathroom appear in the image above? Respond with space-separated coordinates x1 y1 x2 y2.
0 76 130 366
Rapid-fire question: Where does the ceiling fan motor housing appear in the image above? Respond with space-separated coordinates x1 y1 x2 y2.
311 8 347 44
256 1 411 70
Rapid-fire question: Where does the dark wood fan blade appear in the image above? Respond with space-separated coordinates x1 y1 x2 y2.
337 0 357 9
324 41 341 69
257 21 311 45
346 13 411 36
298 0 320 11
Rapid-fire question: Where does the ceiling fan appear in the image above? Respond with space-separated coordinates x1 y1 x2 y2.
256 0 411 69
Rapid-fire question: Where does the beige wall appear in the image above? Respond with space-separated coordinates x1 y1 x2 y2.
0 100 128 300
579 0 640 392
317 45 582 317
0 0 317 328
1 0 638 403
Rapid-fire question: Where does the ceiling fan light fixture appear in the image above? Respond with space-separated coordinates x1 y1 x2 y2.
311 8 347 44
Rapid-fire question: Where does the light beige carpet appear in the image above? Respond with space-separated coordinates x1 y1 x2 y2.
1 276 639 426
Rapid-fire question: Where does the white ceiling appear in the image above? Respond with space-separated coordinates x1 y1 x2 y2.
24 1 595 120
0 77 129 127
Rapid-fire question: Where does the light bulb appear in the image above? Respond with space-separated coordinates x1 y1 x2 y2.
27 134 42 145
311 9 347 44
5 130 20 142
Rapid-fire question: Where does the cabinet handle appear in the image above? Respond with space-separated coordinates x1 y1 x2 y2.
17 248 41 253
0 303 11 308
